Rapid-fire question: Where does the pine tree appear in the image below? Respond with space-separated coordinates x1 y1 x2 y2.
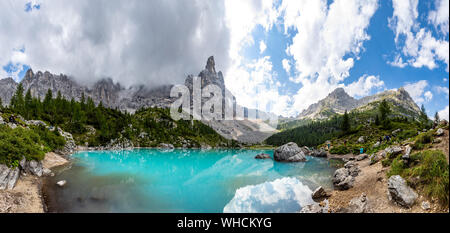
11 83 25 115
24 89 33 119
375 114 380 126
341 110 350 133
378 99 391 128
0 97 3 110
420 104 428 124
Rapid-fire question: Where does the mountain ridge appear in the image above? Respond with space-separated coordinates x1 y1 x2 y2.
296 87 422 120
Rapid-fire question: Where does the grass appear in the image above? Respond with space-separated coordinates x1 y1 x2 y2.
387 150 449 206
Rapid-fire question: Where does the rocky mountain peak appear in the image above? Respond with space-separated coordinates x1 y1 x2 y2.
24 68 34 80
206 56 216 74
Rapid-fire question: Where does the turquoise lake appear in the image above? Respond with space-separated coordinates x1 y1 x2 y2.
44 149 337 213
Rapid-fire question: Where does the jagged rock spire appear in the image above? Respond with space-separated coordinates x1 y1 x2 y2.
206 56 216 74
25 68 34 80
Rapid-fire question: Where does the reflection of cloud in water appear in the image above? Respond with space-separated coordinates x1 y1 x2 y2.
223 177 314 213
184 155 276 186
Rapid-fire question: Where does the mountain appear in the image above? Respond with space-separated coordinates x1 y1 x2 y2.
297 87 422 120
298 88 360 120
0 69 174 113
0 56 277 144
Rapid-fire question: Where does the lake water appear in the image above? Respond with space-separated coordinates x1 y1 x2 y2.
44 149 336 213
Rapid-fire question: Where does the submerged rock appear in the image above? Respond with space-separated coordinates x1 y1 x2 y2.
273 142 306 162
56 180 67 187
255 153 271 159
388 175 418 208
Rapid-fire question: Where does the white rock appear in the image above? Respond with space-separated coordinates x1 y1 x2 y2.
56 180 67 187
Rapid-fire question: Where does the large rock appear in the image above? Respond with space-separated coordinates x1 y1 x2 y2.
344 161 360 177
159 143 174 150
311 186 330 201
357 136 365 143
356 154 368 161
340 194 372 213
402 145 412 160
310 148 327 157
373 141 380 148
385 146 403 156
0 165 20 190
274 142 306 162
0 116 4 125
20 160 44 177
436 128 444 136
388 175 418 208
392 129 402 136
332 168 355 190
57 127 76 155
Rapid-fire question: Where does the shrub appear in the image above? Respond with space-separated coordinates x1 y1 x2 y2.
0 125 46 167
330 145 350 155
388 150 449 206
397 129 417 141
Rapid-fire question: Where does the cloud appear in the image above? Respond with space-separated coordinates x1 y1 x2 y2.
282 59 291 74
424 91 433 102
225 56 292 116
438 105 449 121
428 0 449 35
435 85 449 97
345 75 385 98
259 40 267 54
278 0 379 114
403 80 431 104
388 0 449 71
0 0 231 87
223 177 314 213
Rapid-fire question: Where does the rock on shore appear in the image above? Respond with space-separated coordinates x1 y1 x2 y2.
388 175 418 208
273 142 306 162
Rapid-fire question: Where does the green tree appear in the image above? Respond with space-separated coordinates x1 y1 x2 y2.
378 99 391 128
24 89 33 119
0 97 3 110
11 83 25 115
341 110 350 133
420 104 429 128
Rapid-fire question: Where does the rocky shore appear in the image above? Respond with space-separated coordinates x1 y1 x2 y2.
0 152 69 213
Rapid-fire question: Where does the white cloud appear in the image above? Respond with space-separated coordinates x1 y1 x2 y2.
223 177 314 213
282 59 291 74
438 105 449 121
259 40 267 54
225 56 292 116
278 0 379 115
424 91 433 102
0 0 231 86
435 85 449 97
345 75 385 98
428 0 449 35
388 0 449 71
403 80 431 104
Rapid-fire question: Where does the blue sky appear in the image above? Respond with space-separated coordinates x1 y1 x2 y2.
1 0 449 119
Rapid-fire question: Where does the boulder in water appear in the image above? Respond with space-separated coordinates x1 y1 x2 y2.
255 153 271 159
273 142 306 162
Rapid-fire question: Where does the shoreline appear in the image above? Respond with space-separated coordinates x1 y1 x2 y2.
0 152 70 213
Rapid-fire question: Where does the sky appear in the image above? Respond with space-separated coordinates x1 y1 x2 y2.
0 0 449 120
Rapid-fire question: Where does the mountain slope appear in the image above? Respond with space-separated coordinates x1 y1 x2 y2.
297 87 421 120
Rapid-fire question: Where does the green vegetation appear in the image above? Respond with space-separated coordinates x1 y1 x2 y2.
387 150 449 205
3 86 234 150
0 124 65 167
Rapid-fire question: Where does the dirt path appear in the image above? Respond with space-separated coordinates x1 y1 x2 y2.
328 159 448 213
0 152 69 213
